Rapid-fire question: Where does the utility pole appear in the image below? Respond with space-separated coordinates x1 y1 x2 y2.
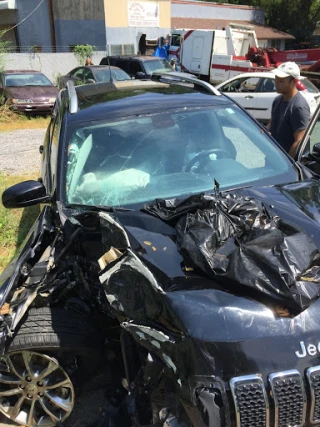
48 0 56 52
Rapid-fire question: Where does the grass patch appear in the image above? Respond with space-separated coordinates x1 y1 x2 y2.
0 104 50 132
0 173 40 274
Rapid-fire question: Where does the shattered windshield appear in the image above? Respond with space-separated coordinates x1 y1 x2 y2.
64 105 296 208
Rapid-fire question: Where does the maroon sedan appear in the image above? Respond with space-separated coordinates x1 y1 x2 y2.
0 70 58 114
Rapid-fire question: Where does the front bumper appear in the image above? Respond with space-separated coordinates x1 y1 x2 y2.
186 366 320 427
11 102 54 114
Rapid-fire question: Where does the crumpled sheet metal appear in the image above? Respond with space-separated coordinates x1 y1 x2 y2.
144 192 320 312
98 213 186 332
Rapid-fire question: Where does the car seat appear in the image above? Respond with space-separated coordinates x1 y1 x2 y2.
261 79 275 92
179 112 236 160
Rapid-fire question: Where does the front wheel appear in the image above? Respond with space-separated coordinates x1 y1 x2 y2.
0 307 104 426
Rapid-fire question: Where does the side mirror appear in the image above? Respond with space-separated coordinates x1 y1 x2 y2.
135 71 146 79
87 79 95 84
2 180 50 209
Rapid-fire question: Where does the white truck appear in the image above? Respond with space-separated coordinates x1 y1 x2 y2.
168 23 264 84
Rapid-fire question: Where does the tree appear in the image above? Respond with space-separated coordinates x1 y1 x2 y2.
202 0 320 43
73 44 95 65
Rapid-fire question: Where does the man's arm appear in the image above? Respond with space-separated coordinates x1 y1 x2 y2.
266 120 271 131
288 129 306 158
289 102 310 158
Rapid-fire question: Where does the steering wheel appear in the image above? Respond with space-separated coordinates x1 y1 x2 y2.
185 148 232 172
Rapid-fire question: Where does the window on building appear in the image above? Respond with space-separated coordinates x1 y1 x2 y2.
271 40 281 50
110 44 135 56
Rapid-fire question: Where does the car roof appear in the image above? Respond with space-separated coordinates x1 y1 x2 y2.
64 80 232 125
85 65 123 70
4 70 43 74
216 71 308 84
108 56 167 62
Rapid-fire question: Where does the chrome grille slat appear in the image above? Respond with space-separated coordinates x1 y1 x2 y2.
306 365 320 424
230 374 269 427
269 370 306 427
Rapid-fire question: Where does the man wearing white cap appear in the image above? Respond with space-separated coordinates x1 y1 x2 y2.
267 61 310 157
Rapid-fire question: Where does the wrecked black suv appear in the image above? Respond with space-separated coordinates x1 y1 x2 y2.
3 74 320 427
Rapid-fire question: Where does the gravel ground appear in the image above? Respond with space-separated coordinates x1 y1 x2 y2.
0 129 45 175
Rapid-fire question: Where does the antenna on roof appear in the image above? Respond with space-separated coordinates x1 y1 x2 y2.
107 56 114 83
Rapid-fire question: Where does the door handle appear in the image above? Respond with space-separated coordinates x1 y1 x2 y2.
245 95 254 99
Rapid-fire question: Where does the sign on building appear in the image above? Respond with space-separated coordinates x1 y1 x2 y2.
128 1 159 27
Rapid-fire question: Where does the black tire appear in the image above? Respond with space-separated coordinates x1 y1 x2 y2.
9 306 103 355
0 308 105 426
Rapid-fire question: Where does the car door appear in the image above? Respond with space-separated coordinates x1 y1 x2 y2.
130 60 146 78
296 102 320 175
219 77 259 119
0 73 4 103
113 59 130 75
254 77 277 123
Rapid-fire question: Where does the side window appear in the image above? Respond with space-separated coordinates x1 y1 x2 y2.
238 77 260 93
220 79 242 93
49 110 61 189
83 69 95 81
171 34 181 47
260 78 276 93
72 68 85 80
130 61 143 74
309 116 320 153
118 60 129 73
217 110 266 169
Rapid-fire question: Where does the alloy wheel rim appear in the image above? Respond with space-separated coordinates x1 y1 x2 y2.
0 350 75 426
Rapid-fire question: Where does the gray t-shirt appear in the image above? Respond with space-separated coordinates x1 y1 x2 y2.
270 92 310 152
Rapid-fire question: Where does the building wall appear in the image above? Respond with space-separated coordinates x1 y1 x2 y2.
15 0 52 50
52 0 106 51
104 0 171 54
171 2 264 24
5 50 106 82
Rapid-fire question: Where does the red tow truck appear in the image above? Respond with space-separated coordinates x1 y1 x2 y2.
168 23 320 86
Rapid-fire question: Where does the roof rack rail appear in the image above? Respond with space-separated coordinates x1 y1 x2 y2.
66 80 78 114
151 72 221 96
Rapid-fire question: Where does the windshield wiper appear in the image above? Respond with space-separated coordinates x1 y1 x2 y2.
67 203 134 212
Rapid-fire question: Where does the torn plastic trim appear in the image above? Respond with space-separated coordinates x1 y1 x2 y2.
0 206 54 309
10 284 41 332
100 248 164 294
99 211 130 249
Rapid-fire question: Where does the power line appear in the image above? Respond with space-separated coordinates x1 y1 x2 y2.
3 0 46 33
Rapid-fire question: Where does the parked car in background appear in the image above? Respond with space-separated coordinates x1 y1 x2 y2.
0 70 58 114
100 55 196 80
216 71 320 123
58 65 131 89
3 73 320 426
